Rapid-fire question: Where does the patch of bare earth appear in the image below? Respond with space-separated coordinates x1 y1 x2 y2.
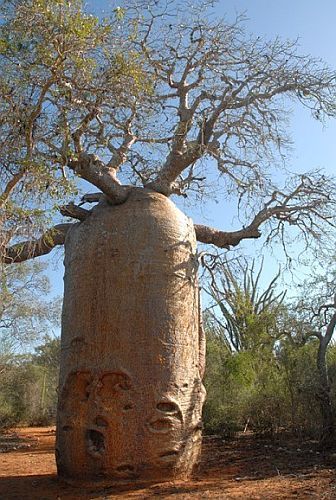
0 428 335 499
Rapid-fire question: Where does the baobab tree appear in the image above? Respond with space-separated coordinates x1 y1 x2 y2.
1 0 336 485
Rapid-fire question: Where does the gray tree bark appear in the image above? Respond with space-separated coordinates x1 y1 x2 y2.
56 188 206 485
316 336 335 447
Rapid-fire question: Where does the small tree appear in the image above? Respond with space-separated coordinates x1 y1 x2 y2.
32 335 61 424
204 260 288 435
293 268 336 446
277 339 323 438
0 260 60 349
207 259 285 353
0 336 61 429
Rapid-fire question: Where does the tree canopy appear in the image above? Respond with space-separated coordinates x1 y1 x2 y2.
1 0 336 264
0 260 60 349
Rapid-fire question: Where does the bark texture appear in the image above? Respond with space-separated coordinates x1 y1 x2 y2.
56 188 205 485
1 224 72 264
317 338 335 446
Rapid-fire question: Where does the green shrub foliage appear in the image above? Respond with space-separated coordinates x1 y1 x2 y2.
0 335 60 429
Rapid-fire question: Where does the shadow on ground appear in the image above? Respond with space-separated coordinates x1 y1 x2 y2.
0 429 335 499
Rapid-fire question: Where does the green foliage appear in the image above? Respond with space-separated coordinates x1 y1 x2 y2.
203 260 336 441
204 327 279 436
204 331 256 436
0 0 149 244
0 261 61 348
0 336 60 429
203 321 334 439
33 334 60 370
114 6 126 21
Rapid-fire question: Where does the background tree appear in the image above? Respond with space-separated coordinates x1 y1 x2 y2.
0 335 61 429
292 264 336 446
31 334 61 423
204 260 336 441
1 0 336 485
0 257 61 430
206 259 285 352
204 260 288 436
0 260 60 349
0 259 61 430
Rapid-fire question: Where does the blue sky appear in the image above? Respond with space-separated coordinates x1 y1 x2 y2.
218 0 336 176
198 0 336 287
216 0 336 173
44 0 336 303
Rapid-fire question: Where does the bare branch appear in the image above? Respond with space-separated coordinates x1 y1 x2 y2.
59 203 91 221
68 153 130 205
107 133 137 172
131 13 336 196
72 106 101 154
0 169 26 207
1 224 72 264
25 71 60 160
194 173 335 249
195 223 261 249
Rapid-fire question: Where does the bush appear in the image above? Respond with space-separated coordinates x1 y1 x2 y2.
203 332 336 440
0 362 58 429
0 336 60 430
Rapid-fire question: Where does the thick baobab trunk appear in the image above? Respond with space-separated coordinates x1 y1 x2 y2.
56 188 206 485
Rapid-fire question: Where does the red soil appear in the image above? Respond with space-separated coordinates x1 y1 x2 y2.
0 427 335 499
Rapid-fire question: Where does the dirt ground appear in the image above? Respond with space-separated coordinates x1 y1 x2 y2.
0 427 335 499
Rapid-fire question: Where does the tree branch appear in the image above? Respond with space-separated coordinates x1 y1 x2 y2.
0 169 26 207
1 224 72 264
68 153 130 205
195 223 261 249
72 100 102 155
59 203 91 221
25 73 58 160
139 15 336 197
195 174 335 249
79 192 104 205
325 310 336 345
